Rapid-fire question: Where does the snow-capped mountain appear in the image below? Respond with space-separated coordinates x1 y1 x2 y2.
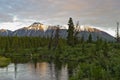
12 22 46 36
72 25 115 41
0 22 116 42
27 22 47 31
0 29 12 36
76 25 101 32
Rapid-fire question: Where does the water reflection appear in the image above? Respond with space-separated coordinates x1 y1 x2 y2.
0 62 68 80
60 65 68 80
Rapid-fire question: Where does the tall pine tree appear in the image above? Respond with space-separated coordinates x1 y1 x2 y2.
88 34 92 43
67 17 74 46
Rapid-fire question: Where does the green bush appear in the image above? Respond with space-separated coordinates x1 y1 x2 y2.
0 56 11 67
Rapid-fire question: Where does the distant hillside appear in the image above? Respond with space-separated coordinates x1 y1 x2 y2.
0 22 116 42
0 29 12 36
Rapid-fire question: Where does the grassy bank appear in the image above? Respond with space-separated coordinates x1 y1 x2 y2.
0 56 11 67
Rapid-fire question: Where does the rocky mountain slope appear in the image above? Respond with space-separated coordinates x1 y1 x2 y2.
0 22 116 42
0 29 12 36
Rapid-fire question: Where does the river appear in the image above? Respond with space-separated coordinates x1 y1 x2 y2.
0 62 69 80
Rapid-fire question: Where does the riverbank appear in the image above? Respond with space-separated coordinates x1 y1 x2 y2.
0 42 120 79
0 56 11 67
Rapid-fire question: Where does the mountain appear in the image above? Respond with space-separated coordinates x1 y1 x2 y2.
77 25 101 32
0 29 12 36
44 25 115 41
75 25 115 41
12 22 45 36
0 22 116 42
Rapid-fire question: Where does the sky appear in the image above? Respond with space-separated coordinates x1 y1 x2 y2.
0 0 120 36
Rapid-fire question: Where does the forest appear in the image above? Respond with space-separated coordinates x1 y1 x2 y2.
0 18 120 80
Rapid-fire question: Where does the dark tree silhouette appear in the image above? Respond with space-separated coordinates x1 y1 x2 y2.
88 34 92 43
116 22 120 42
48 29 54 49
67 17 74 46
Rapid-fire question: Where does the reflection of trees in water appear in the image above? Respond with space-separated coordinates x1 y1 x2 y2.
49 62 56 80
33 61 69 80
53 60 68 80
14 63 17 79
2 58 69 80
32 58 37 69
67 61 78 77
60 64 68 80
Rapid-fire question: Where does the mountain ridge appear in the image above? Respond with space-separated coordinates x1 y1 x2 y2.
0 22 116 42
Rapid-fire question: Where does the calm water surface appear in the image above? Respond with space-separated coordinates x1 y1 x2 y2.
0 62 68 80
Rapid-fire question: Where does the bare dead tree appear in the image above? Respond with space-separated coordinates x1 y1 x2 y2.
116 22 120 42
48 25 60 50
53 25 60 50
74 21 80 45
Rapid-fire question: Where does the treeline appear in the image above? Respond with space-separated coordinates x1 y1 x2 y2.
0 36 98 53
0 36 49 52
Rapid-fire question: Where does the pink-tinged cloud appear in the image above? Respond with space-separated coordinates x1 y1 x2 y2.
0 0 119 36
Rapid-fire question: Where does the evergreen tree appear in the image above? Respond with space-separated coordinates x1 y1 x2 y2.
53 26 60 50
67 17 74 46
102 41 109 57
48 29 54 49
88 34 92 43
80 35 84 43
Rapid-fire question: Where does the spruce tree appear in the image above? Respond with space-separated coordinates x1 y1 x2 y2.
88 34 92 43
67 17 74 46
48 29 54 49
80 36 84 43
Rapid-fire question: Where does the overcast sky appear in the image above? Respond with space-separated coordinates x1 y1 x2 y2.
0 0 120 36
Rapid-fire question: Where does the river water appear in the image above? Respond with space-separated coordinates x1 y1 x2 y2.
0 62 69 80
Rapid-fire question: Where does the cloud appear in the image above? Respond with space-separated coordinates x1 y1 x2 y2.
0 0 120 36
0 13 13 22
